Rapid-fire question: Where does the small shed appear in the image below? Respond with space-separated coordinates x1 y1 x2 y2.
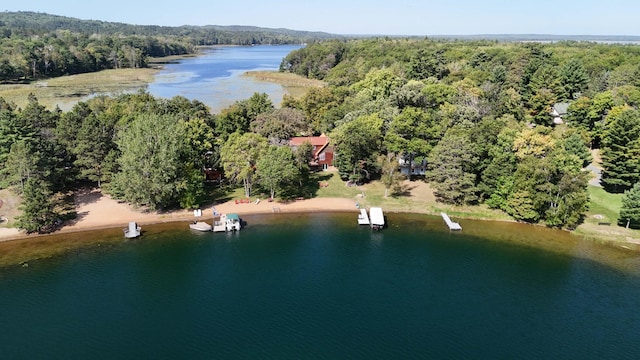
551 103 570 125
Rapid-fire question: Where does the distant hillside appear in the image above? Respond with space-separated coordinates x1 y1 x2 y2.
428 34 640 43
0 11 342 45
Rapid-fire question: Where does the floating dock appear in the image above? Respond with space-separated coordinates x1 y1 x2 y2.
358 208 370 225
441 212 462 231
124 221 141 238
369 207 385 230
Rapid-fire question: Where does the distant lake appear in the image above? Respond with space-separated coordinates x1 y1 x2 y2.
1 213 640 359
147 45 303 113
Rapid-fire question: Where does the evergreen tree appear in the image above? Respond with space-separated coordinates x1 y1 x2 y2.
619 182 640 229
560 129 592 168
601 109 640 193
560 58 589 100
15 177 59 233
73 113 117 187
427 129 479 205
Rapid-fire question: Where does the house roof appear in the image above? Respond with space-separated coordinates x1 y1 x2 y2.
288 134 331 159
553 102 570 115
289 133 329 147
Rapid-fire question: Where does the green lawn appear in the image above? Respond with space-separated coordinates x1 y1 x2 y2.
586 185 623 225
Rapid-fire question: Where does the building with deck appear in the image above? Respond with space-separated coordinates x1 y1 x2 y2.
289 134 334 170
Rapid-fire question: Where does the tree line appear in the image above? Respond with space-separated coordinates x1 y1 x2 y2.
0 91 318 233
0 11 339 82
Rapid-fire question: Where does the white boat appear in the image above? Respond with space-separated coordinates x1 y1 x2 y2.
225 213 241 231
212 214 242 232
358 208 370 225
124 221 141 238
369 207 385 230
189 221 212 232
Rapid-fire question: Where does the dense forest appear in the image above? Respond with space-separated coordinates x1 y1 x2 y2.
2 31 640 233
278 38 640 228
0 12 339 82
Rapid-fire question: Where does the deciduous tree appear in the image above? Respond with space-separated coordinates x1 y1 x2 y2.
331 114 383 183
220 132 268 197
377 152 404 198
110 113 185 210
256 145 301 199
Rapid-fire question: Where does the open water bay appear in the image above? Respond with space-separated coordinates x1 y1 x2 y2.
1 213 639 359
147 45 303 113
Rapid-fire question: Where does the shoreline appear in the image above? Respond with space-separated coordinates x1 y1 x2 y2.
1 185 639 248
0 189 360 243
2 188 640 274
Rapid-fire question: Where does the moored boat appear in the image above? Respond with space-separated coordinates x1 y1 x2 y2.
189 221 212 232
225 213 241 231
212 213 242 232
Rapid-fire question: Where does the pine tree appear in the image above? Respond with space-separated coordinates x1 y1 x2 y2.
559 58 589 100
601 109 640 193
619 182 640 229
427 129 479 205
15 177 59 233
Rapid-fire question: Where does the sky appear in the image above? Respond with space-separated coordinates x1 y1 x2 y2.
3 0 640 36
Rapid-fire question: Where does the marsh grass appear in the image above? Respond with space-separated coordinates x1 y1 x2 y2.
0 68 158 110
244 71 325 98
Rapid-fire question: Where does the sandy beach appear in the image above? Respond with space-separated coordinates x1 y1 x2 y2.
0 188 359 242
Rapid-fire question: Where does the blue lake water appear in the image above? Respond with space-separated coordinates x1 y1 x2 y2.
147 45 303 113
1 212 639 359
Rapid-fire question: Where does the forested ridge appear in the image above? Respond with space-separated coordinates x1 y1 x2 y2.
2 37 640 233
0 11 338 82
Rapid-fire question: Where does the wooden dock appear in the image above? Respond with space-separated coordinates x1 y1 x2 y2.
441 212 462 231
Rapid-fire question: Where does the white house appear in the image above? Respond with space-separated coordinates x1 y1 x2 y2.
398 156 427 176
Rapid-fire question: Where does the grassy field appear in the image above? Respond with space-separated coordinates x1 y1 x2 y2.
313 169 512 221
0 68 158 110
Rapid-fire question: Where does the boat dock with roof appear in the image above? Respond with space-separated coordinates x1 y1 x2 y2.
213 213 242 232
369 207 385 230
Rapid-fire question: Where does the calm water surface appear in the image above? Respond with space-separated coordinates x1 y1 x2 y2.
148 45 303 113
1 213 639 359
